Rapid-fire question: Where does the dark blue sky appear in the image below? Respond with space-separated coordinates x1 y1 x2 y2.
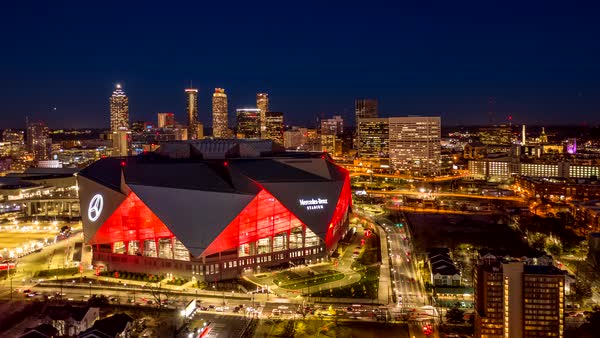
1 1 599 128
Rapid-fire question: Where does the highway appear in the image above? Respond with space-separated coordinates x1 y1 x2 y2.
348 169 470 182
366 188 525 202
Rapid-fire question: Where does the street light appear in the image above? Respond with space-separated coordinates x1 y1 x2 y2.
88 281 92 298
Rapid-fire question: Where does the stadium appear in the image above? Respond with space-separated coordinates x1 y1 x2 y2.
77 140 352 281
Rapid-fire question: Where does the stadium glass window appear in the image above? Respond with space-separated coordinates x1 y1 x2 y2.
305 228 319 247
289 226 303 249
127 240 140 255
239 243 251 257
113 241 126 254
143 239 157 257
273 233 287 252
173 238 190 261
257 237 271 254
158 238 174 259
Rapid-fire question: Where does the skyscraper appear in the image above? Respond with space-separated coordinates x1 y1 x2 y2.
186 88 199 140
320 115 344 154
236 108 261 139
110 84 129 132
388 116 441 175
26 121 51 162
256 93 269 137
357 118 389 158
212 88 228 138
355 98 378 121
264 112 284 145
157 112 175 129
474 259 565 338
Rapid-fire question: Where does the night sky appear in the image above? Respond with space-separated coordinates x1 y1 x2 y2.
1 1 599 129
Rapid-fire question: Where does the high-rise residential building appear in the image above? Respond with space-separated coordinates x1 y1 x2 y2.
2 129 25 156
157 112 175 129
236 108 261 139
110 84 129 132
321 115 344 154
264 112 284 145
26 121 52 162
186 88 199 140
212 88 228 138
256 93 269 137
357 118 389 158
355 98 378 121
388 116 441 175
474 259 565 338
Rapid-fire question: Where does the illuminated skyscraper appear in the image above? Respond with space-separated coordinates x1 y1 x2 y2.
186 88 199 140
357 118 389 158
157 112 175 129
236 109 261 139
474 259 564 338
355 98 378 120
26 121 51 162
110 84 129 132
256 93 269 137
212 88 228 138
264 112 284 145
320 115 344 154
388 116 441 175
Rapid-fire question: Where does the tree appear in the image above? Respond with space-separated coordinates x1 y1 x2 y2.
87 295 109 307
445 307 465 324
547 243 562 258
574 279 593 303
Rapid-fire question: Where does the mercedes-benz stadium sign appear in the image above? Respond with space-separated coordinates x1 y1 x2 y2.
88 194 103 222
298 198 328 211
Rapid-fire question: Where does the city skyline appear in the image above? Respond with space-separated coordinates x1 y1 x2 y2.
2 2 600 128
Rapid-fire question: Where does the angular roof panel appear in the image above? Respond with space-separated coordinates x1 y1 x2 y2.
128 184 256 256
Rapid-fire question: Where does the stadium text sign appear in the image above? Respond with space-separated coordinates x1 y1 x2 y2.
299 198 328 210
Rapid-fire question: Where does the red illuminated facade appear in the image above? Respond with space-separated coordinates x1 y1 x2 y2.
78 153 351 281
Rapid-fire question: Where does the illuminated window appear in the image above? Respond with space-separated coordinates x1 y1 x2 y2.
144 239 157 257
257 237 271 254
158 238 173 259
289 226 303 249
127 240 140 255
173 238 190 261
273 233 287 252
305 227 319 247
113 241 125 254
239 243 252 257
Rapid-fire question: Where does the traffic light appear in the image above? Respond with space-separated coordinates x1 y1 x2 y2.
422 323 433 336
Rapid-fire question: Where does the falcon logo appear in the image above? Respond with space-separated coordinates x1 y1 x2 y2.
88 194 103 222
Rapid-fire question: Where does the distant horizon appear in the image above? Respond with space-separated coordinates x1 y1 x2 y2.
2 2 600 129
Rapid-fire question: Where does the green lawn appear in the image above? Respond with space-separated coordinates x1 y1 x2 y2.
276 270 345 290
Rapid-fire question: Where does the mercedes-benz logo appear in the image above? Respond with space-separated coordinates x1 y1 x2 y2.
88 194 103 222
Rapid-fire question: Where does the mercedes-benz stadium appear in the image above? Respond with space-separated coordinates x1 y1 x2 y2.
77 142 351 281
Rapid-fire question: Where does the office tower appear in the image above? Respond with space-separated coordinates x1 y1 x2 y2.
26 121 52 162
212 88 228 138
131 121 145 133
112 129 130 157
321 115 344 154
157 112 175 129
475 259 565 338
186 88 199 140
479 125 512 145
2 129 25 156
284 127 308 149
264 112 284 145
236 108 261 139
388 116 441 175
110 84 129 132
256 93 269 137
522 125 527 145
357 118 389 158
355 98 378 121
